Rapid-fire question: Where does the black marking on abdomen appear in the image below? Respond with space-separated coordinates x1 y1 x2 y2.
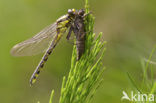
36 70 40 74
40 63 44 68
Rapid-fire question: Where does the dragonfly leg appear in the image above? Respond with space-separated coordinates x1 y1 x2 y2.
82 12 92 18
66 25 76 45
66 25 74 40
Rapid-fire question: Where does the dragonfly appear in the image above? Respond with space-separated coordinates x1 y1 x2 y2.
10 9 88 86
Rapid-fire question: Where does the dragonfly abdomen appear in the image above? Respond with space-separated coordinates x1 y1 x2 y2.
30 47 54 85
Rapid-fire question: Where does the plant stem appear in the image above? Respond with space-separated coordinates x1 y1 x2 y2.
49 0 106 103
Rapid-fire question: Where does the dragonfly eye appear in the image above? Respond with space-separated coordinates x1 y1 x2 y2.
68 9 72 13
68 9 76 16
68 9 74 15
78 9 85 16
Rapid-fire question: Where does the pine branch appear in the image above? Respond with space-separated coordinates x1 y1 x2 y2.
49 0 106 103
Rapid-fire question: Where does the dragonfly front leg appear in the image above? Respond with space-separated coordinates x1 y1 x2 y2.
82 12 92 18
66 25 77 45
66 25 74 40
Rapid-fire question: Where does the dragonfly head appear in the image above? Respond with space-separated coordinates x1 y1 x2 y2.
78 9 85 16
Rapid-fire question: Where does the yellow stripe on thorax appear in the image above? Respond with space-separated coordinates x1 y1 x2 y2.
55 20 69 43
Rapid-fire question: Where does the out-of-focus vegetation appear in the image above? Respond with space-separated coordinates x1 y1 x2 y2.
0 0 156 103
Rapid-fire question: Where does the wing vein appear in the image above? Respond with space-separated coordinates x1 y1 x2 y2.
11 23 57 56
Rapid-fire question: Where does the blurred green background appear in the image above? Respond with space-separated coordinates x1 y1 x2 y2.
0 0 156 103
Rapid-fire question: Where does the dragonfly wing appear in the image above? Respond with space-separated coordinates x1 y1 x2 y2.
11 23 57 56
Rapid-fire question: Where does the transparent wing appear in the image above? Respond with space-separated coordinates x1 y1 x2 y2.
11 22 57 56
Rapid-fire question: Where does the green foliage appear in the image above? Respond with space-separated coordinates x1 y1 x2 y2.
49 0 106 103
49 90 54 103
127 45 156 103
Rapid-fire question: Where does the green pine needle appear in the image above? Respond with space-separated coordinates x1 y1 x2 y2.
49 90 55 103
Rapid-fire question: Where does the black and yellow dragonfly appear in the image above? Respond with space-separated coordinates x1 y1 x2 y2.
11 9 87 86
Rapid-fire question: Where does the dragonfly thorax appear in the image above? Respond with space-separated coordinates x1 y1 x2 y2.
56 14 68 23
